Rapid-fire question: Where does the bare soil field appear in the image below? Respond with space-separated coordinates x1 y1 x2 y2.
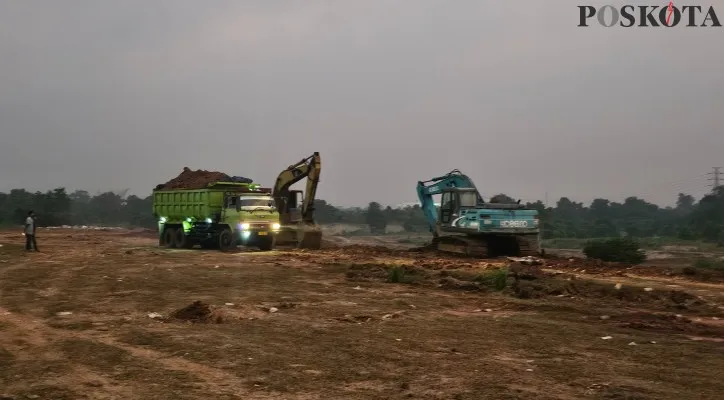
0 229 723 399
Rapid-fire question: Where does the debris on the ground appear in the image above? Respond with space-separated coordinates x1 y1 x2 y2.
585 383 611 395
439 276 481 291
56 311 72 316
225 303 234 306
644 287 654 292
506 256 543 265
601 336 613 340
628 342 637 346
508 262 544 280
381 311 405 320
600 315 610 320
615 283 623 290
170 301 223 323
336 314 372 323
269 307 279 313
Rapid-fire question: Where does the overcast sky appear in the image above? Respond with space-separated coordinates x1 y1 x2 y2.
1 1 722 207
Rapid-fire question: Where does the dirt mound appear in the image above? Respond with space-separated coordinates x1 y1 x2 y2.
338 244 403 255
155 167 253 190
320 238 340 249
409 243 437 253
169 301 224 323
614 312 724 337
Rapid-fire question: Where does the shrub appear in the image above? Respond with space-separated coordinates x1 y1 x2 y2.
474 268 509 291
583 237 646 264
387 265 415 283
693 257 724 271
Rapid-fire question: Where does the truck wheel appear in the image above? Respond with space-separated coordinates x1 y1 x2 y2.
257 235 275 251
218 228 235 251
163 227 177 248
174 228 194 249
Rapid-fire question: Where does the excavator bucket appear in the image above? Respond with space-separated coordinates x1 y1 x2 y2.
297 224 322 249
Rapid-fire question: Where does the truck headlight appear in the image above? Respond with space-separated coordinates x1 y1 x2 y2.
272 223 281 230
240 223 250 230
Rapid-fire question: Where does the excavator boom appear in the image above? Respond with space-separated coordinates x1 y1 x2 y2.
272 152 322 249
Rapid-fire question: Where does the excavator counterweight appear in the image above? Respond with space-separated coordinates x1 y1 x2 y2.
272 152 322 249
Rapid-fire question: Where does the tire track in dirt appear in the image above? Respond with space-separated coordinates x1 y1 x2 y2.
0 307 295 399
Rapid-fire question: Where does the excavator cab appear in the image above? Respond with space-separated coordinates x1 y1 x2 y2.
278 190 303 224
439 188 479 225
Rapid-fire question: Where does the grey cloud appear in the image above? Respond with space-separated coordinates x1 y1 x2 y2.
1 0 722 207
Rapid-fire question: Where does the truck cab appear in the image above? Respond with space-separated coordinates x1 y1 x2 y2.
223 192 281 249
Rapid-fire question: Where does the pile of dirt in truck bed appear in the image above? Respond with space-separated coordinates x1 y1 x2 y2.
155 167 252 190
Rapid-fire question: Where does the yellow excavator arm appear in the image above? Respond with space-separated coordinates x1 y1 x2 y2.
272 152 322 248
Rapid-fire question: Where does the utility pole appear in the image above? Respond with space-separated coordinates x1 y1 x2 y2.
707 167 722 191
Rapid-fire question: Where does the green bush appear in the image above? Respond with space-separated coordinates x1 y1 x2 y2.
387 265 414 283
583 237 646 264
693 257 724 271
474 268 509 291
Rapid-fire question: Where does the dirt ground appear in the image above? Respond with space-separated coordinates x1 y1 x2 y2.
1 229 723 399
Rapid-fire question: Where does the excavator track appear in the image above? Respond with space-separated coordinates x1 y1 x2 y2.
434 236 489 257
516 235 541 257
433 234 541 258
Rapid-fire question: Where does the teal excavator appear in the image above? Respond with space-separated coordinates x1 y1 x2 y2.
417 170 541 257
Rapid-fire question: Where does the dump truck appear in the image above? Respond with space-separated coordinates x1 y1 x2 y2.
152 182 281 251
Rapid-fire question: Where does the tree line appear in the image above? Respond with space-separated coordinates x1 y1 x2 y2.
2 187 724 243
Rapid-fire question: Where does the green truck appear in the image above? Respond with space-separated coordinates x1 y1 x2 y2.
152 182 281 251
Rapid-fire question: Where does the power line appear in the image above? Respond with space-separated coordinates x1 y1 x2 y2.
706 167 722 191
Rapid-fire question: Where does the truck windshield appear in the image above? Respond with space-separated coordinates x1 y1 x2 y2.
239 197 275 208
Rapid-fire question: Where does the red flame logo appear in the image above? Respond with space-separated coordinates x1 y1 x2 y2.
666 1 675 25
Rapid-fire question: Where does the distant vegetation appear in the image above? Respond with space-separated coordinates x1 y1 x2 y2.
2 187 724 246
582 237 647 264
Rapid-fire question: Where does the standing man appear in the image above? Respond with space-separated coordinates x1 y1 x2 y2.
24 210 39 252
